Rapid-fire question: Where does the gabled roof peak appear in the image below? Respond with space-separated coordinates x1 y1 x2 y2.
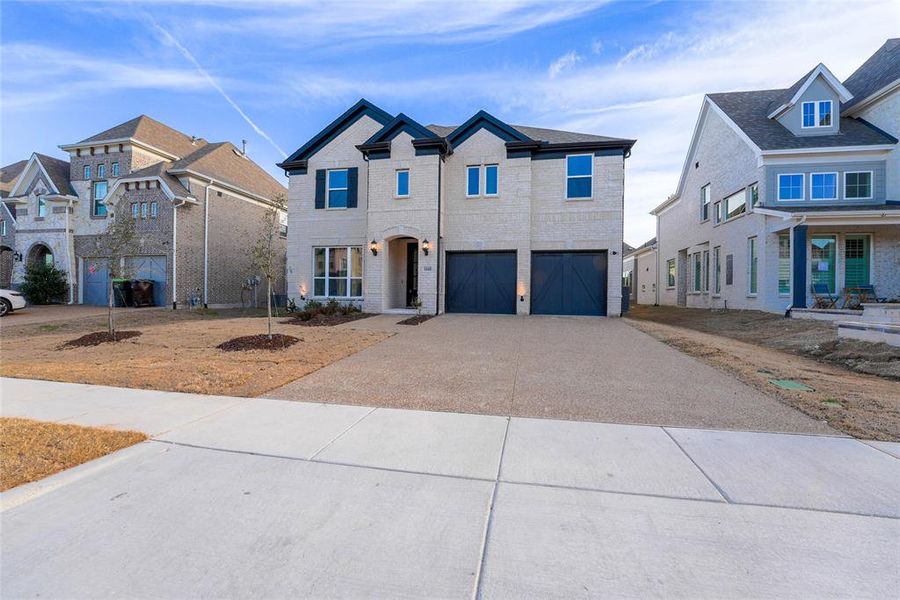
446 110 533 146
362 112 438 146
766 63 853 119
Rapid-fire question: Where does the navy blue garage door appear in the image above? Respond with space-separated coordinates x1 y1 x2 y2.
445 251 517 314
531 251 607 316
126 256 167 307
82 259 109 306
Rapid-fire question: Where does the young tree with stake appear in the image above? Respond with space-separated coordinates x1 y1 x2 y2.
250 193 287 339
94 207 138 339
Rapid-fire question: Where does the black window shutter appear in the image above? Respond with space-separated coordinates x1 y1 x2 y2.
314 170 326 209
347 167 359 208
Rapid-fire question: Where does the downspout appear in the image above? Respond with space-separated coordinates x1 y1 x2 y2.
654 211 661 306
172 201 178 309
204 184 210 308
435 154 442 315
65 198 74 304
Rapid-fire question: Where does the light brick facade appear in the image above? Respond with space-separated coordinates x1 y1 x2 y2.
283 103 632 316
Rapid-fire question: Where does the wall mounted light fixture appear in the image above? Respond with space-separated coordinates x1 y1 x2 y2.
370 239 378 256
421 239 430 255
13 251 23 262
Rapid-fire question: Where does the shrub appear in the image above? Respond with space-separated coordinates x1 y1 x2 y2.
20 263 68 304
302 299 323 312
324 298 342 315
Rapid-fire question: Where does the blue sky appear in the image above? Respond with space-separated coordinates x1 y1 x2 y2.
1 0 896 245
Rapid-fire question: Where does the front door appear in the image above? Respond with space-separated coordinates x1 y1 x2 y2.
406 241 418 307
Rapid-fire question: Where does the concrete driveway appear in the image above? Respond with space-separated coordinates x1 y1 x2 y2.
269 314 832 434
3 378 899 598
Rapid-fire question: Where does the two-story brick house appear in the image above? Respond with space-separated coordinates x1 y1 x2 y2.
279 100 635 316
652 39 899 313
1 115 287 307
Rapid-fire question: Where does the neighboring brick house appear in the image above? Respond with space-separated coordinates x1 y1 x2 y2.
2 115 286 307
279 100 635 316
623 237 657 306
652 38 899 313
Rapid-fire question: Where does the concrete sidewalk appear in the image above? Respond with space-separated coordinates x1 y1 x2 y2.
2 378 899 598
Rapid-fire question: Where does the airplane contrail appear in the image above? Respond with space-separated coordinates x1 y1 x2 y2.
145 15 288 158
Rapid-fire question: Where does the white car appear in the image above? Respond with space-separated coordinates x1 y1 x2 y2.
0 289 27 316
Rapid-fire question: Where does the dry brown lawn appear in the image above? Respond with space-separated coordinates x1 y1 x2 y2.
0 309 390 397
0 417 147 491
626 306 900 441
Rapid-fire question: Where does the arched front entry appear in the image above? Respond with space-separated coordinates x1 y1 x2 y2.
385 236 419 309
27 243 53 268
0 246 13 288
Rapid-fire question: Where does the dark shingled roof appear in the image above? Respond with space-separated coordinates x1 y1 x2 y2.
169 142 286 201
78 115 206 158
766 65 818 116
625 237 657 258
0 160 27 198
35 153 74 196
707 89 896 150
427 123 628 145
842 38 900 111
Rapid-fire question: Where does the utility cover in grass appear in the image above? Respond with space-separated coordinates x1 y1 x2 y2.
769 379 815 392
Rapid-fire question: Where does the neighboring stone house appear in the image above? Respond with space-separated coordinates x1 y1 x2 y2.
279 100 635 316
2 115 286 307
623 237 657 306
652 38 899 313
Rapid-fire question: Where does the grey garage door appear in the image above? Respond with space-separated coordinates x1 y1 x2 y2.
126 255 167 307
82 259 109 306
445 251 517 314
531 251 607 316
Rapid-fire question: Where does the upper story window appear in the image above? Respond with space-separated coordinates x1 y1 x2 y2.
700 184 710 221
485 164 498 196
131 203 139 219
279 212 287 237
566 154 592 199
724 189 746 220
327 169 348 209
749 183 759 208
97 164 105 178
92 181 108 217
1 220 5 236
83 165 91 179
713 201 721 224
801 101 832 128
395 169 409 198
37 196 47 218
810 172 837 200
112 162 120 177
844 171 873 199
778 173 804 200
466 166 480 197
150 201 158 218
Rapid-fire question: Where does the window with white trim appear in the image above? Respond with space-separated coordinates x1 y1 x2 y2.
97 164 105 178
314 246 363 297
37 196 47 218
566 154 592 199
724 189 746 220
131 203 139 219
713 201 721 224
713 246 721 295
801 100 832 128
395 169 409 198
700 184 710 221
666 259 675 288
702 250 709 292
150 201 158 219
485 164 498 196
83 165 91 179
1 220 5 236
749 182 759 208
777 174 804 201
778 234 790 295
844 171 873 199
466 166 480 197
140 202 148 219
92 182 108 216
747 237 758 295
112 162 120 177
810 173 837 200
326 169 348 209
692 252 702 293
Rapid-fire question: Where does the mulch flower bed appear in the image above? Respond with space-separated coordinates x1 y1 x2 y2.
60 331 142 348
282 313 375 327
398 315 434 326
217 334 300 352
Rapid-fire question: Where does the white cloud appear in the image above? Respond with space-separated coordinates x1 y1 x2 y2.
548 50 582 79
591 39 604 55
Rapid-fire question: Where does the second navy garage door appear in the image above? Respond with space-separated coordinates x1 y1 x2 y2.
531 251 608 316
445 251 517 314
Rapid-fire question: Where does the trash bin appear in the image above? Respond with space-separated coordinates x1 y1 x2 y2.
112 279 132 307
131 279 155 307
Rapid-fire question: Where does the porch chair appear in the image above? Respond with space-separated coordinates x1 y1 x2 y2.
857 284 888 304
811 283 838 309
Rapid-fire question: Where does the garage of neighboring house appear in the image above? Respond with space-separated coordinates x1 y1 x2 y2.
531 251 608 316
445 251 517 314
81 258 109 305
125 255 167 307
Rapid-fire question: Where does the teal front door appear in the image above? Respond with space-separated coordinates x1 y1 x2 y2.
844 235 870 288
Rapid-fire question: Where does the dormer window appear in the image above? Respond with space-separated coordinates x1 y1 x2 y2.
801 101 832 128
